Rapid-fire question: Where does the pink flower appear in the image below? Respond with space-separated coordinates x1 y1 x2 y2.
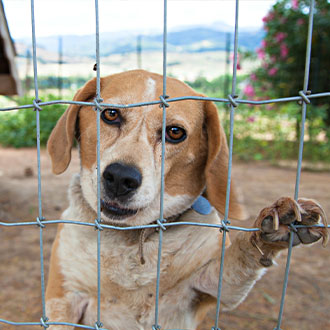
275 32 287 43
250 73 257 81
268 67 278 76
262 11 275 23
270 56 277 64
261 40 267 48
297 18 304 26
247 116 256 123
244 84 255 98
280 43 289 58
256 47 265 60
292 0 299 10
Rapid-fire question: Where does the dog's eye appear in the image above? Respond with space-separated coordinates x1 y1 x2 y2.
101 109 121 125
165 126 187 143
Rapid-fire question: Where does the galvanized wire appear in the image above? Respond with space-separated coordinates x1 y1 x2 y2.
274 229 295 330
94 0 103 328
0 0 330 329
2 92 330 113
30 0 48 328
153 1 168 328
0 218 328 231
213 1 240 329
294 0 315 201
274 1 316 329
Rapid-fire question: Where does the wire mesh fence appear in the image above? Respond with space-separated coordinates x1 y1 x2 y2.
0 0 330 329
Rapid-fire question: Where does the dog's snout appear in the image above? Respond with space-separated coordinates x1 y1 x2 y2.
103 163 142 198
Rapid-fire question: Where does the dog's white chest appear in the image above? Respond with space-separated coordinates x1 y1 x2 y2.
57 205 222 329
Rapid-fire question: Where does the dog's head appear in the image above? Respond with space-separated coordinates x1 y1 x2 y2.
48 70 246 225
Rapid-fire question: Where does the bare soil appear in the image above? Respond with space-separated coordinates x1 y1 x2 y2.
0 148 329 330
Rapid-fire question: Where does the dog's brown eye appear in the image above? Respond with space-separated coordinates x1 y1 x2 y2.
101 108 121 125
165 126 187 143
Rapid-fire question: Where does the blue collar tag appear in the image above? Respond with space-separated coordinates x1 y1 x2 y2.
191 196 212 215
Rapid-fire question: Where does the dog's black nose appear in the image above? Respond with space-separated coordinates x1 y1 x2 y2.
103 163 142 198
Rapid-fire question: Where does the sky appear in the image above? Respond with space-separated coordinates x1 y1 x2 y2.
3 0 277 39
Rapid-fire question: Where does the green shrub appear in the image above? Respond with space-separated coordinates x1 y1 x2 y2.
187 74 330 163
248 0 330 139
0 95 66 148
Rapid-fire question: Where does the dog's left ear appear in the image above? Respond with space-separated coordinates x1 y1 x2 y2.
47 78 98 174
203 100 247 220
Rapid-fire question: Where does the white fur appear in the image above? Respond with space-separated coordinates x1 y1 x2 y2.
55 177 223 329
144 77 156 101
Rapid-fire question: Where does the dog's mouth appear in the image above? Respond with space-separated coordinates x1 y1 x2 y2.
101 199 138 219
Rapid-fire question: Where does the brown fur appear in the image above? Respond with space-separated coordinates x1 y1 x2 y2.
45 70 327 330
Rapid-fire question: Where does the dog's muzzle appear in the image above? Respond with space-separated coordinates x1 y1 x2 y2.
101 162 142 218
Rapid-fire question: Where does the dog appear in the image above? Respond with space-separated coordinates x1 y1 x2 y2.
46 70 328 330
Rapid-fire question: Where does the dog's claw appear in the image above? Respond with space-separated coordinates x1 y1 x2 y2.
298 198 329 247
254 197 328 248
273 209 279 231
293 199 302 222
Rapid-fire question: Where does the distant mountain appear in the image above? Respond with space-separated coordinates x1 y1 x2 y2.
16 24 264 58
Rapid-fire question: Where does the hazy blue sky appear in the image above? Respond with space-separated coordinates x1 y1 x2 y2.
4 0 277 39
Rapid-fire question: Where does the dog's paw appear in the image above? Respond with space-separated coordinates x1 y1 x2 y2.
251 197 328 267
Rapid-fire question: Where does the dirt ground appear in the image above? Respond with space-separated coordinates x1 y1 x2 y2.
0 147 329 330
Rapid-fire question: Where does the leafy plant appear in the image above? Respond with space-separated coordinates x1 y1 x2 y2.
246 0 330 139
0 94 66 148
187 73 330 163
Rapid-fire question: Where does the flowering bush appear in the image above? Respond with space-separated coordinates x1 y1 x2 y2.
246 0 330 140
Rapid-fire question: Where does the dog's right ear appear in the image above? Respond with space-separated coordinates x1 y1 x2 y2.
203 100 248 220
47 78 97 174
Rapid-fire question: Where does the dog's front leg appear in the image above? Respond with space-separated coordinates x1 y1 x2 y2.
46 293 88 330
193 230 269 311
193 197 328 311
46 228 88 329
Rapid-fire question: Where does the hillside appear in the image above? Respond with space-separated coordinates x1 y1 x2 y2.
16 24 264 57
14 24 262 81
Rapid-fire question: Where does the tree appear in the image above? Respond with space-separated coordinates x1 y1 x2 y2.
248 0 330 140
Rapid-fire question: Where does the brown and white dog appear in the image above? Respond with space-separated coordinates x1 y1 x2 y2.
46 70 328 330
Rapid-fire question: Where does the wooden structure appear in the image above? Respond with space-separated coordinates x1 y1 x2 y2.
0 1 21 96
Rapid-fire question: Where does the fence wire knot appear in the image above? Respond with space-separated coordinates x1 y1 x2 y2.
40 317 49 328
94 321 103 330
36 217 46 228
157 219 167 231
159 95 170 108
227 94 238 107
212 327 221 330
152 325 161 330
220 220 230 233
94 219 103 231
289 222 298 233
298 90 311 104
33 99 43 111
94 97 104 111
